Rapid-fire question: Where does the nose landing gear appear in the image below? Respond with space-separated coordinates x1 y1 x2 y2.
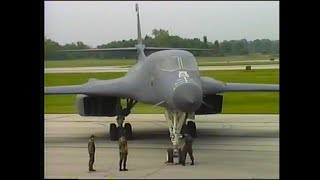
164 109 196 164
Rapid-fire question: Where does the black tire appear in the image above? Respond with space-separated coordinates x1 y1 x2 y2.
110 123 118 141
187 121 197 138
166 148 174 163
124 123 133 140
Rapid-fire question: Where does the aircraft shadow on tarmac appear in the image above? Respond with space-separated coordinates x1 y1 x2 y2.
98 127 279 141
45 128 278 145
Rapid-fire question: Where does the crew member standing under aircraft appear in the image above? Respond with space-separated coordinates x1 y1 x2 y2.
88 135 96 172
181 133 195 166
119 135 128 171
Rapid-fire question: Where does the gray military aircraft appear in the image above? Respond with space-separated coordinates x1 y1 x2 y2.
45 4 279 163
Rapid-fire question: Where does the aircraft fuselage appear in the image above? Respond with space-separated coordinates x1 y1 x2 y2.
125 50 203 112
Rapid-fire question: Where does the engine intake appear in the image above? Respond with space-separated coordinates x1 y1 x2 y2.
195 94 223 115
76 94 118 116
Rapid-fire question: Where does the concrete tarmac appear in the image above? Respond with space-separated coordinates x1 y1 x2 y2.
44 114 279 179
45 64 279 74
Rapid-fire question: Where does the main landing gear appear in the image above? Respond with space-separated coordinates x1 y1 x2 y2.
164 109 197 164
109 99 137 141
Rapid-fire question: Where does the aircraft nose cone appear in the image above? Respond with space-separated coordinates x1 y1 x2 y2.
172 83 202 112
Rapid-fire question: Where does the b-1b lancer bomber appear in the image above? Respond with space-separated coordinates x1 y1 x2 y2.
45 4 279 164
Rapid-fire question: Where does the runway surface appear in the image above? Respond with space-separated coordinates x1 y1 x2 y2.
44 114 279 179
45 64 279 73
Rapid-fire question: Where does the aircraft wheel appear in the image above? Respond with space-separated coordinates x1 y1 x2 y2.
187 121 197 138
124 123 133 140
110 123 118 141
166 148 174 163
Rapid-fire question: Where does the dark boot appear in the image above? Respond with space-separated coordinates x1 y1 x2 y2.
190 153 195 165
119 161 122 171
123 163 128 171
123 158 128 171
89 166 96 172
89 163 96 171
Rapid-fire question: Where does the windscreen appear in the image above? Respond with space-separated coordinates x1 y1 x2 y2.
159 55 198 71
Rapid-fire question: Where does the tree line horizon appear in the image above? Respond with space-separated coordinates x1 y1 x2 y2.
45 29 279 60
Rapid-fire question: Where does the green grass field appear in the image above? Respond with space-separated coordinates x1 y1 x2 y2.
45 69 279 114
45 59 137 68
197 61 279 66
196 53 278 62
45 53 279 68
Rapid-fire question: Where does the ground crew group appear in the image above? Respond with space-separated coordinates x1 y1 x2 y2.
87 132 194 172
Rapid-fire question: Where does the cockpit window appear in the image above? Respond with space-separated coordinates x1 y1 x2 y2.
158 55 198 71
181 55 198 70
158 56 180 70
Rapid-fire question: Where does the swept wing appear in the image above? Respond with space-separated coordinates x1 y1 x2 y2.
200 77 279 94
45 78 133 98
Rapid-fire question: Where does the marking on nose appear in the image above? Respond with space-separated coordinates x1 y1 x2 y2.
175 72 195 86
176 56 183 69
178 71 189 78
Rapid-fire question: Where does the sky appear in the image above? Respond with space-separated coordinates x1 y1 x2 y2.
45 1 279 48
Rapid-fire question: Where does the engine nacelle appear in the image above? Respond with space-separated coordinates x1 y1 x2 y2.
76 94 118 116
195 94 223 115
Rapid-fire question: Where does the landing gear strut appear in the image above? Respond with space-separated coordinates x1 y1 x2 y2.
109 98 137 141
164 109 196 164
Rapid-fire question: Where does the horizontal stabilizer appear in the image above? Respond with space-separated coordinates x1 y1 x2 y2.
60 46 212 52
145 47 213 51
59 47 137 52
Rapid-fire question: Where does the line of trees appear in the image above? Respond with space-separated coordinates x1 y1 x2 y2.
45 29 279 60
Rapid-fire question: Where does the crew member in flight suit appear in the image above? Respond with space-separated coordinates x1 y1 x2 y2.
119 135 128 171
181 133 195 166
88 135 96 172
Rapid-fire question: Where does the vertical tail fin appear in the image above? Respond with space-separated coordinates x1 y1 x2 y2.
135 3 146 61
136 3 143 45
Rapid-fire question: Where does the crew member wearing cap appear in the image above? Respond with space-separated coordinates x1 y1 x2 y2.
88 135 96 172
